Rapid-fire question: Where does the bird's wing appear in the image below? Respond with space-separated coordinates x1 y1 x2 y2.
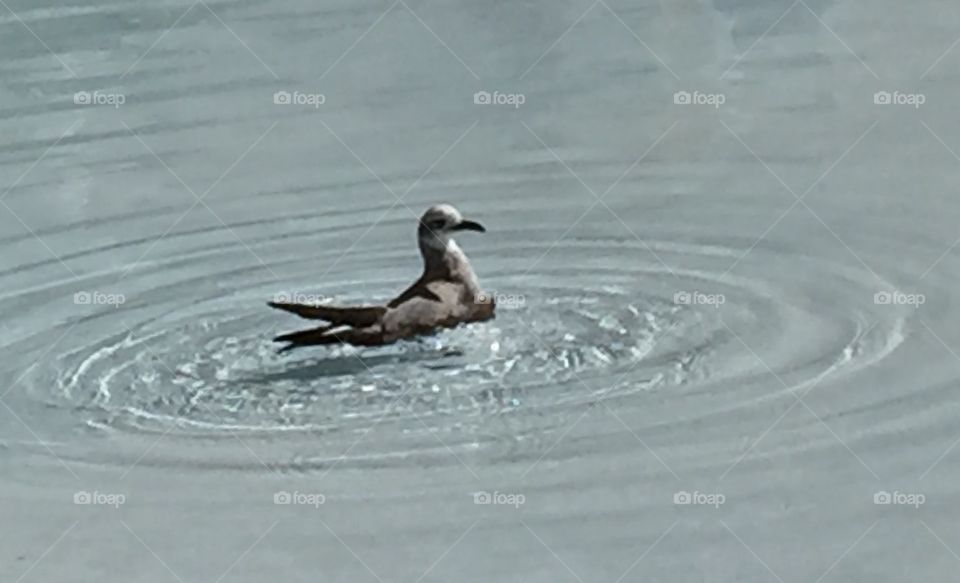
271 278 490 350
381 281 471 339
387 274 443 308
267 301 386 327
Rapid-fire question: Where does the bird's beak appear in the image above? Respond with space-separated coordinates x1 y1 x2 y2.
454 219 486 233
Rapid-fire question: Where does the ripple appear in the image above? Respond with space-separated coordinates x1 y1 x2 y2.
53 282 688 437
0 219 896 473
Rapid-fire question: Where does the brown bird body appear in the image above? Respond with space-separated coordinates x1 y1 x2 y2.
269 204 495 352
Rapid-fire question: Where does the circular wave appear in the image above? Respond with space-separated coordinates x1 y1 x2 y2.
6 214 909 470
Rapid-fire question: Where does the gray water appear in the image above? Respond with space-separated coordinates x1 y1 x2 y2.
3 0 960 580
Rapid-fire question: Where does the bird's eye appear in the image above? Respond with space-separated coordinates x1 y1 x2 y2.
428 219 446 230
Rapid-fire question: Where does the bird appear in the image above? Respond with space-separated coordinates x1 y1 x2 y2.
268 204 495 352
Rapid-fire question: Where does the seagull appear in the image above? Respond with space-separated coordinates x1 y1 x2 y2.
268 204 495 352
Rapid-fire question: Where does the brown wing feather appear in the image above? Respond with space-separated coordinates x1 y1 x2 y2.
387 274 445 308
273 325 387 352
267 301 386 327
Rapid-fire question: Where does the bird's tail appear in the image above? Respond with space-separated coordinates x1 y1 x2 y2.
273 325 386 352
267 301 385 327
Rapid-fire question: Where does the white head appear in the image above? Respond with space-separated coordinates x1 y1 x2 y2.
418 204 485 251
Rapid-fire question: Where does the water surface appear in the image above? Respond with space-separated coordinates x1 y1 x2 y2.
3 0 960 580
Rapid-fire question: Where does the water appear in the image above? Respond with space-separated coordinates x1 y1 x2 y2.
3 0 960 580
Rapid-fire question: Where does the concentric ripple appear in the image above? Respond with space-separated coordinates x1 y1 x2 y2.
0 213 906 472
53 281 688 436
0 193 912 472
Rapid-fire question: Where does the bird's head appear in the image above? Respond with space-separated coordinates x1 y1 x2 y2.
418 204 485 250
